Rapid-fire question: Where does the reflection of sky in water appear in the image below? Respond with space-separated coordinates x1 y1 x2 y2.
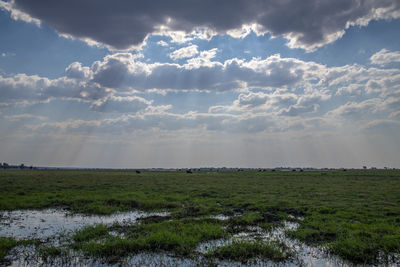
0 209 169 239
197 220 353 267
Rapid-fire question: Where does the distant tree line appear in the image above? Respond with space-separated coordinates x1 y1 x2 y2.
0 162 35 169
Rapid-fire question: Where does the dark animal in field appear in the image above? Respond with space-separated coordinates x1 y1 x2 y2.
186 170 192 174
136 170 141 174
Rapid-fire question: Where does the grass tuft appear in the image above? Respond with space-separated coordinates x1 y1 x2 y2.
0 237 18 263
208 240 294 263
73 218 226 258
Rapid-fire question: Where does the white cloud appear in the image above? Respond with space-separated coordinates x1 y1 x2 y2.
65 62 91 80
157 40 168 47
235 92 269 109
327 98 383 118
4 114 47 122
90 95 152 113
169 45 199 60
370 49 400 66
185 48 218 68
336 84 363 96
278 104 319 117
89 53 312 92
0 0 40 26
2 52 400 134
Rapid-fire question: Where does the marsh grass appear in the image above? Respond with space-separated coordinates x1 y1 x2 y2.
208 240 294 263
72 218 226 259
0 237 41 264
1 169 400 264
38 245 67 262
0 237 17 262
73 224 109 243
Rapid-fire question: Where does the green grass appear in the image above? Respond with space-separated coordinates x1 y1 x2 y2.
0 169 400 264
73 218 226 258
38 246 66 261
208 240 294 263
0 237 18 263
0 237 40 263
73 224 109 243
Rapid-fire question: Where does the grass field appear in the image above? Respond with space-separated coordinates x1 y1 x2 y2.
0 169 399 265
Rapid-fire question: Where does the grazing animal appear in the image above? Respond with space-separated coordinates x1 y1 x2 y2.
136 170 141 174
186 170 192 174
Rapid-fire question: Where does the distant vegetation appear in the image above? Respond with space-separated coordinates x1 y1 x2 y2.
0 162 34 170
0 169 399 265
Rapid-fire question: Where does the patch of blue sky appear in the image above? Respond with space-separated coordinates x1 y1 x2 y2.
302 19 400 67
140 35 177 63
143 18 400 68
0 10 108 79
3 99 115 122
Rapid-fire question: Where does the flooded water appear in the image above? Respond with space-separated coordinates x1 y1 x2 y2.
0 208 169 240
7 249 201 267
1 211 398 266
196 220 351 267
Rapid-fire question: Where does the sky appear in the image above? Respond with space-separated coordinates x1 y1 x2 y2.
0 0 400 169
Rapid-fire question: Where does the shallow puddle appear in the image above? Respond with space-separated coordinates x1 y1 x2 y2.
197 220 352 267
0 208 169 240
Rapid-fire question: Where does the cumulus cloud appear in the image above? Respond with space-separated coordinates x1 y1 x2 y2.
2 51 400 128
65 62 91 80
336 84 363 96
235 92 269 109
89 53 317 92
0 72 110 107
0 74 50 105
169 45 198 60
2 0 399 50
327 98 382 118
370 49 400 66
276 91 330 116
185 48 218 68
90 96 152 113
209 88 330 118
278 104 319 117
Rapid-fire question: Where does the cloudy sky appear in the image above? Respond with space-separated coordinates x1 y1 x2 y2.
1 0 400 168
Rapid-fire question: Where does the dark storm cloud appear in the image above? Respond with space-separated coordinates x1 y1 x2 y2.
8 0 400 50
